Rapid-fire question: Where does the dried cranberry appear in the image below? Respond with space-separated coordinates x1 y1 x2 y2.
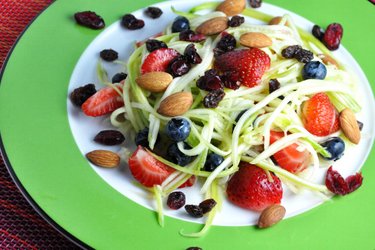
112 72 127 83
145 39 168 52
167 191 186 210
199 198 217 214
94 130 125 145
357 121 364 131
100 49 118 61
228 15 245 27
203 89 225 108
186 247 202 250
216 33 236 55
369 0 375 5
269 79 280 94
221 71 241 90
249 0 262 8
325 166 363 195
184 44 202 65
70 84 96 107
196 69 223 91
281 45 301 59
121 14 145 30
167 56 191 77
144 7 163 19
179 30 206 42
312 25 324 40
323 23 343 50
74 11 105 30
294 49 313 63
185 205 203 218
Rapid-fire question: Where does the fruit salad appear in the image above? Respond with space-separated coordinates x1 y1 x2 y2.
71 0 365 236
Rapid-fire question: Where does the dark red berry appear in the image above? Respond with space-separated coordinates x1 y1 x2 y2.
144 7 163 19
196 69 223 91
249 0 262 8
294 49 314 63
167 191 186 210
100 49 118 61
281 45 302 59
167 56 191 77
216 33 236 55
184 44 202 65
185 205 203 218
228 15 245 27
312 25 324 40
323 23 343 50
325 166 363 195
70 84 97 107
357 121 364 131
112 72 127 83
179 30 206 42
145 39 168 52
121 14 145 30
369 0 375 5
269 79 280 94
186 247 202 250
199 198 217 214
221 71 241 90
74 11 105 30
94 130 125 145
203 89 225 108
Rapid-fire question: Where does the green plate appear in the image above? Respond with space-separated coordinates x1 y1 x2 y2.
1 0 375 249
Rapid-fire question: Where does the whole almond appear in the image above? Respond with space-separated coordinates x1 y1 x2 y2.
196 17 228 35
339 108 361 144
269 16 282 25
216 0 246 16
136 72 173 93
258 204 286 229
157 92 193 117
86 150 120 168
318 54 339 68
240 32 273 48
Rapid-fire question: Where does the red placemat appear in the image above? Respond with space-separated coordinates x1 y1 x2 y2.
0 0 81 248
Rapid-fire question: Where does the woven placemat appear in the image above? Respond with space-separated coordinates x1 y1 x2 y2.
0 0 80 248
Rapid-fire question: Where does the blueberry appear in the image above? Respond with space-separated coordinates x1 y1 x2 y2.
167 142 193 166
166 118 191 142
112 72 127 83
172 16 190 33
320 137 345 161
302 61 327 80
204 153 224 172
135 127 149 148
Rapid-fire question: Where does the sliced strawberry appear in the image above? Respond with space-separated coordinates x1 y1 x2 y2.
141 48 180 74
214 48 270 88
301 92 340 136
81 84 123 117
128 146 195 188
226 163 282 212
136 32 164 47
270 131 311 173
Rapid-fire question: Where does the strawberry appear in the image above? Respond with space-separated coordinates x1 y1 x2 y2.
301 92 340 136
141 48 180 74
270 131 311 173
226 163 282 212
128 146 195 188
214 48 270 88
81 84 123 117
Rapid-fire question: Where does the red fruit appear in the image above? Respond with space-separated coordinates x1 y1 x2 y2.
325 166 363 195
141 48 180 74
81 84 123 117
270 131 311 173
214 48 270 88
323 23 343 51
128 146 195 188
226 163 283 212
301 92 340 136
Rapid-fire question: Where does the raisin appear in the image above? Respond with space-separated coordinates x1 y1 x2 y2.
249 0 262 8
294 49 313 63
199 198 217 214
144 7 163 19
184 44 202 64
323 23 343 51
269 79 280 94
121 14 145 30
221 71 241 90
94 130 125 145
179 30 206 42
185 205 203 218
312 25 324 40
228 15 245 27
167 191 186 210
70 84 96 107
325 166 363 195
203 89 225 108
74 11 105 30
145 39 168 52
216 33 236 55
196 69 223 91
281 45 302 59
112 72 127 83
100 49 118 61
186 247 202 250
357 120 364 131
167 56 191 77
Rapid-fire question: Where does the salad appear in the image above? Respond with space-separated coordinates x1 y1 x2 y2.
70 0 364 237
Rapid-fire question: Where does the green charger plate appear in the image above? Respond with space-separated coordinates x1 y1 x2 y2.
1 0 374 249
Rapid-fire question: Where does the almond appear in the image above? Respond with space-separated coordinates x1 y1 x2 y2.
318 54 339 68
216 0 246 16
258 204 286 229
268 16 289 26
157 92 193 117
196 17 228 36
86 150 120 168
240 32 273 48
339 108 361 144
136 72 173 93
